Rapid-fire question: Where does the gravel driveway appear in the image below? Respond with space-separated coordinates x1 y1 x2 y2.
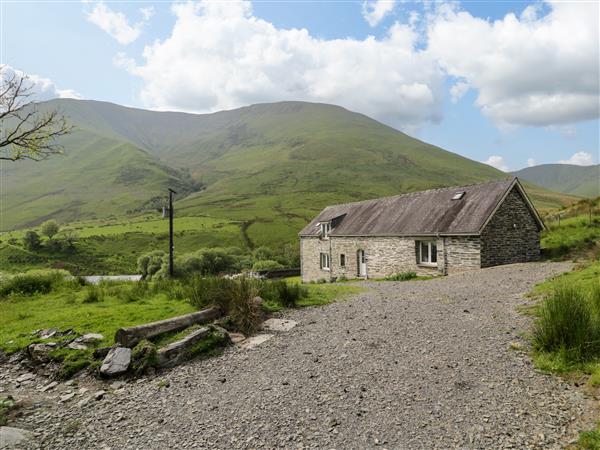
8 262 597 449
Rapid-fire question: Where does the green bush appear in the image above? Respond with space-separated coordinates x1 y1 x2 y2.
533 283 600 362
259 279 307 307
22 231 41 251
137 250 167 280
252 260 284 272
40 220 60 240
179 248 236 276
82 285 104 303
184 276 235 310
0 269 68 297
384 271 417 281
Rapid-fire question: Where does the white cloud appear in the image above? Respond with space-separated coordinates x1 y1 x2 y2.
557 151 596 166
449 80 469 103
122 1 443 131
483 155 509 172
1 65 82 102
427 1 600 127
362 0 396 27
527 158 536 167
86 2 153 45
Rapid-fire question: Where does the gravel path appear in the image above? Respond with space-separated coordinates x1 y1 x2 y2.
5 262 597 449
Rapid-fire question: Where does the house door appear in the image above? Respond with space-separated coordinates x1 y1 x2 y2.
357 250 367 277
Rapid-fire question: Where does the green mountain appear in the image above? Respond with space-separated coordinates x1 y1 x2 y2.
512 164 600 198
1 99 573 239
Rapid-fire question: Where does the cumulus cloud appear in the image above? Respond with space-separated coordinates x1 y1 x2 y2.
86 2 154 44
1 65 82 102
527 158 536 167
483 155 509 172
362 0 396 27
427 1 600 127
557 151 596 166
122 1 443 131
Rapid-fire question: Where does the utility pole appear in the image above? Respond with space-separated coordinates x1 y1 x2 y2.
168 188 177 278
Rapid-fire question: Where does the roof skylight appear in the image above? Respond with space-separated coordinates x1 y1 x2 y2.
452 192 465 200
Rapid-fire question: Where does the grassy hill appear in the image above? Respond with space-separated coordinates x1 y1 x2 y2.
512 164 600 198
0 99 579 273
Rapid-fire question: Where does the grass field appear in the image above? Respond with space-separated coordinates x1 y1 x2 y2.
0 277 363 354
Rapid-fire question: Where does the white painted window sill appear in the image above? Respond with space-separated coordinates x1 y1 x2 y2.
418 263 438 268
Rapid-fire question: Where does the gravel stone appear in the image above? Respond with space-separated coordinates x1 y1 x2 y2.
5 262 597 449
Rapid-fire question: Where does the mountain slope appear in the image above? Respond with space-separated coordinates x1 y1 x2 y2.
1 99 574 236
512 164 599 198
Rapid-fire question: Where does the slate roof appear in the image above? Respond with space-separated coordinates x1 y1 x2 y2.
299 178 541 237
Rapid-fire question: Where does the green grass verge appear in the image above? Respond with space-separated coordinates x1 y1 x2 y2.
0 284 195 353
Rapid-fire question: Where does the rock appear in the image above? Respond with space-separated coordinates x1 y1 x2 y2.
68 342 88 351
76 396 91 408
238 334 274 349
27 343 57 363
94 390 106 401
252 296 264 307
100 347 131 376
263 318 298 332
37 328 58 339
39 381 58 392
110 381 126 390
0 426 33 447
16 373 35 383
59 392 76 403
227 332 246 344
75 333 104 344
64 380 75 387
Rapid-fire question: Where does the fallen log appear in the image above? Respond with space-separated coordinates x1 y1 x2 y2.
156 326 212 368
115 307 221 348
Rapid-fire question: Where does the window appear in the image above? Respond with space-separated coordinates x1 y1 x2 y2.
452 191 465 200
320 252 330 270
418 241 437 266
320 222 332 238
340 254 346 267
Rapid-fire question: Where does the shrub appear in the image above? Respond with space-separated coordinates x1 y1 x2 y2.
40 220 60 240
82 285 104 303
227 277 262 335
137 250 167 280
184 276 235 310
182 276 261 334
22 231 41 251
259 279 306 307
253 246 273 261
0 269 68 297
533 283 600 361
385 271 417 281
252 260 284 272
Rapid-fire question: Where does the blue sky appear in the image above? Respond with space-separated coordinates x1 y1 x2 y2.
1 0 598 171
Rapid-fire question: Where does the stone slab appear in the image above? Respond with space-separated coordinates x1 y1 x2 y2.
262 318 297 332
238 334 274 349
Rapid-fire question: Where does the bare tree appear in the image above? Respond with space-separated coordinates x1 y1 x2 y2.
0 66 72 161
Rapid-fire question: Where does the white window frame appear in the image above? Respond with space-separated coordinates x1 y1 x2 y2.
320 222 331 239
418 241 438 267
320 252 331 271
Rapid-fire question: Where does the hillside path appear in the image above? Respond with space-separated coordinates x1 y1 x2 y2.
14 262 597 449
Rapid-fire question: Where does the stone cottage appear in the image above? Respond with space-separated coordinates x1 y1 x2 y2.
299 178 545 282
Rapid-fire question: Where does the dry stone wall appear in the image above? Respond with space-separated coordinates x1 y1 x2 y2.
480 188 541 267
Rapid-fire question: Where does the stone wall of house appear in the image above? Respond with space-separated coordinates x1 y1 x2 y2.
300 237 333 282
301 236 445 282
442 236 482 274
480 187 541 267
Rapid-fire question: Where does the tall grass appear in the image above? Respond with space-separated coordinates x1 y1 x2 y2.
0 269 69 297
533 282 600 362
